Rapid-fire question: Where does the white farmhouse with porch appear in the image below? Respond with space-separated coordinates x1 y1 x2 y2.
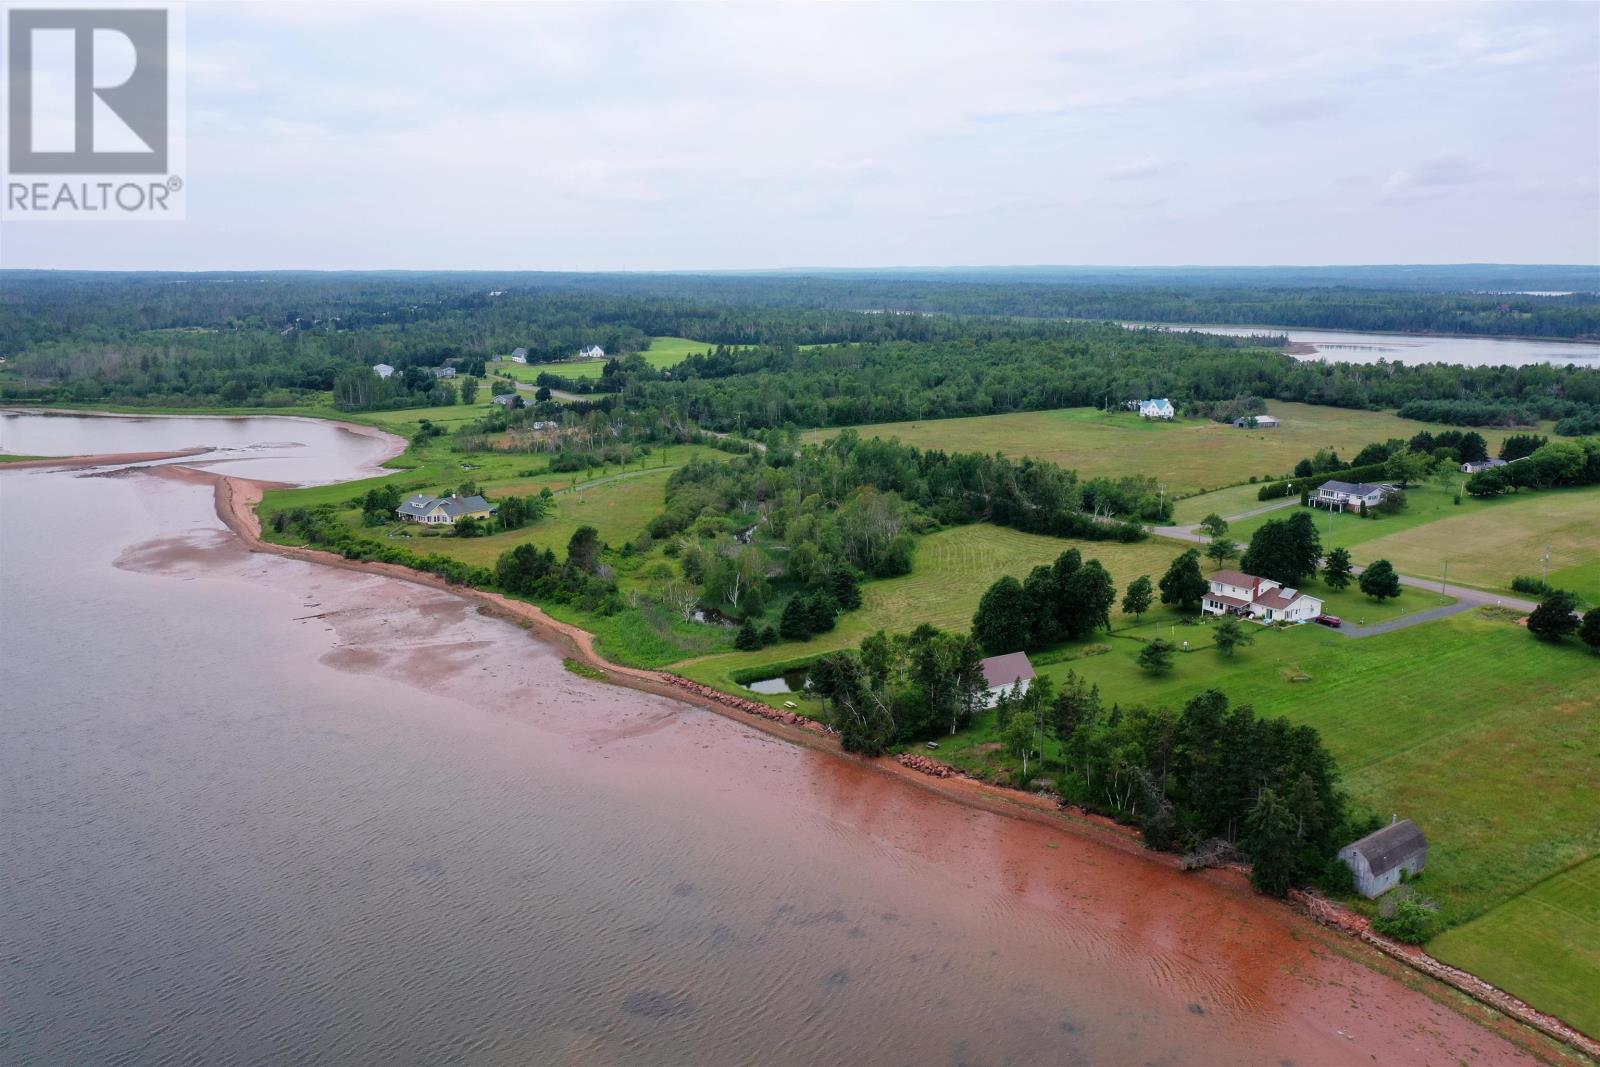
1137 397 1175 420
579 344 606 360
1202 570 1323 624
979 652 1035 707
1315 479 1392 511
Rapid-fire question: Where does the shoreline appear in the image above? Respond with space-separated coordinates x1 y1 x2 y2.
11 406 1588 1059
191 463 1597 1061
0 446 215 470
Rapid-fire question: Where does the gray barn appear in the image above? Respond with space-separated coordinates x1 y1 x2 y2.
1338 819 1427 898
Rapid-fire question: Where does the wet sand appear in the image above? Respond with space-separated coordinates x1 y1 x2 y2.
4 412 1587 1062
133 463 1576 1062
0 446 214 469
92 472 1573 1065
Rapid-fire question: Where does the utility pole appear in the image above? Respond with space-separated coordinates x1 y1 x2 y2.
1441 560 1449 603
1542 545 1552 586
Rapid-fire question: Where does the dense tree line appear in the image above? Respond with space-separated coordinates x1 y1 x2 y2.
7 273 1597 428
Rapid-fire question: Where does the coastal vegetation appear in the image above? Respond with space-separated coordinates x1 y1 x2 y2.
6 268 1598 1035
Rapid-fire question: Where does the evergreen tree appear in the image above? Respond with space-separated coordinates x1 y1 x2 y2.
779 596 811 640
1212 617 1254 657
734 619 761 651
1245 788 1299 897
566 525 601 572
828 567 862 610
1137 638 1177 673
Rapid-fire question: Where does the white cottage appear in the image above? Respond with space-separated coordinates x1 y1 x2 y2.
1138 398 1175 420
1202 570 1322 624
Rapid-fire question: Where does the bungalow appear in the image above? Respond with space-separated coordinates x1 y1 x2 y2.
1316 479 1392 511
372 363 395 380
1461 458 1507 475
431 366 457 379
491 393 523 410
1138 398 1175 420
1338 819 1428 898
1233 414 1280 429
510 347 528 364
1202 569 1323 624
979 651 1034 707
396 493 496 526
578 344 606 360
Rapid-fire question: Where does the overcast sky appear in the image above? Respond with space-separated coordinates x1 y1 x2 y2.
3 0 1597 270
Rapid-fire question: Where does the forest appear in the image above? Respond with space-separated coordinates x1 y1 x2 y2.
3 271 1599 430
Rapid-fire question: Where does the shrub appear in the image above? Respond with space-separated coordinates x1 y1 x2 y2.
1372 894 1437 945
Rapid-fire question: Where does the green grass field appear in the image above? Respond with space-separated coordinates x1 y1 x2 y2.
1428 858 1600 1038
675 525 1185 700
938 610 1599 929
1223 485 1600 603
805 403 1538 497
491 336 719 382
395 467 678 565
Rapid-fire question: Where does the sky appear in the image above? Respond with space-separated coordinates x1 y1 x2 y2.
2 0 1597 270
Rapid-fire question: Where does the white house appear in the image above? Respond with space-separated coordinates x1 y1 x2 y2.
1315 479 1393 511
1461 458 1508 475
510 347 528 364
1202 570 1323 624
979 652 1035 707
1138 398 1175 420
396 493 495 526
1233 414 1280 428
372 363 395 380
578 344 606 360
431 366 457 379
1338 819 1428 899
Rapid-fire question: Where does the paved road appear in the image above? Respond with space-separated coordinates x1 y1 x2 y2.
1152 497 1298 541
1151 496 1537 638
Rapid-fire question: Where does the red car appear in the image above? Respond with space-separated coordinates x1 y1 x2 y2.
1315 614 1343 628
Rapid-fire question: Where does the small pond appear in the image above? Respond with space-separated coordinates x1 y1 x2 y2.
745 667 811 695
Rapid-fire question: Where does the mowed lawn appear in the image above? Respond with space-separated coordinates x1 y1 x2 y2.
675 525 1180 696
1224 485 1600 602
1429 858 1600 1039
408 467 676 565
1025 612 1600 931
1352 485 1600 603
805 403 1535 497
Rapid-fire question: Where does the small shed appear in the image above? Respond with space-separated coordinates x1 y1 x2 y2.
1338 819 1427 898
1233 414 1279 428
979 651 1035 707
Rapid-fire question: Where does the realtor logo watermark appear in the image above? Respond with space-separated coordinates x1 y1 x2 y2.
3 2 185 220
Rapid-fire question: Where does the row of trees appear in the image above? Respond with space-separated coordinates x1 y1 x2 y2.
1466 438 1600 496
971 549 1119 654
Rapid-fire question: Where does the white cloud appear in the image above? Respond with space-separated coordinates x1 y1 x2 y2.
4 0 1596 268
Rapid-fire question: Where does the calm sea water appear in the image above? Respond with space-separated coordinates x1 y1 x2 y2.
1123 323 1600 367
0 416 1538 1065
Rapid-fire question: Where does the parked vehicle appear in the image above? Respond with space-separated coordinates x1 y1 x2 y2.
1315 614 1343 628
